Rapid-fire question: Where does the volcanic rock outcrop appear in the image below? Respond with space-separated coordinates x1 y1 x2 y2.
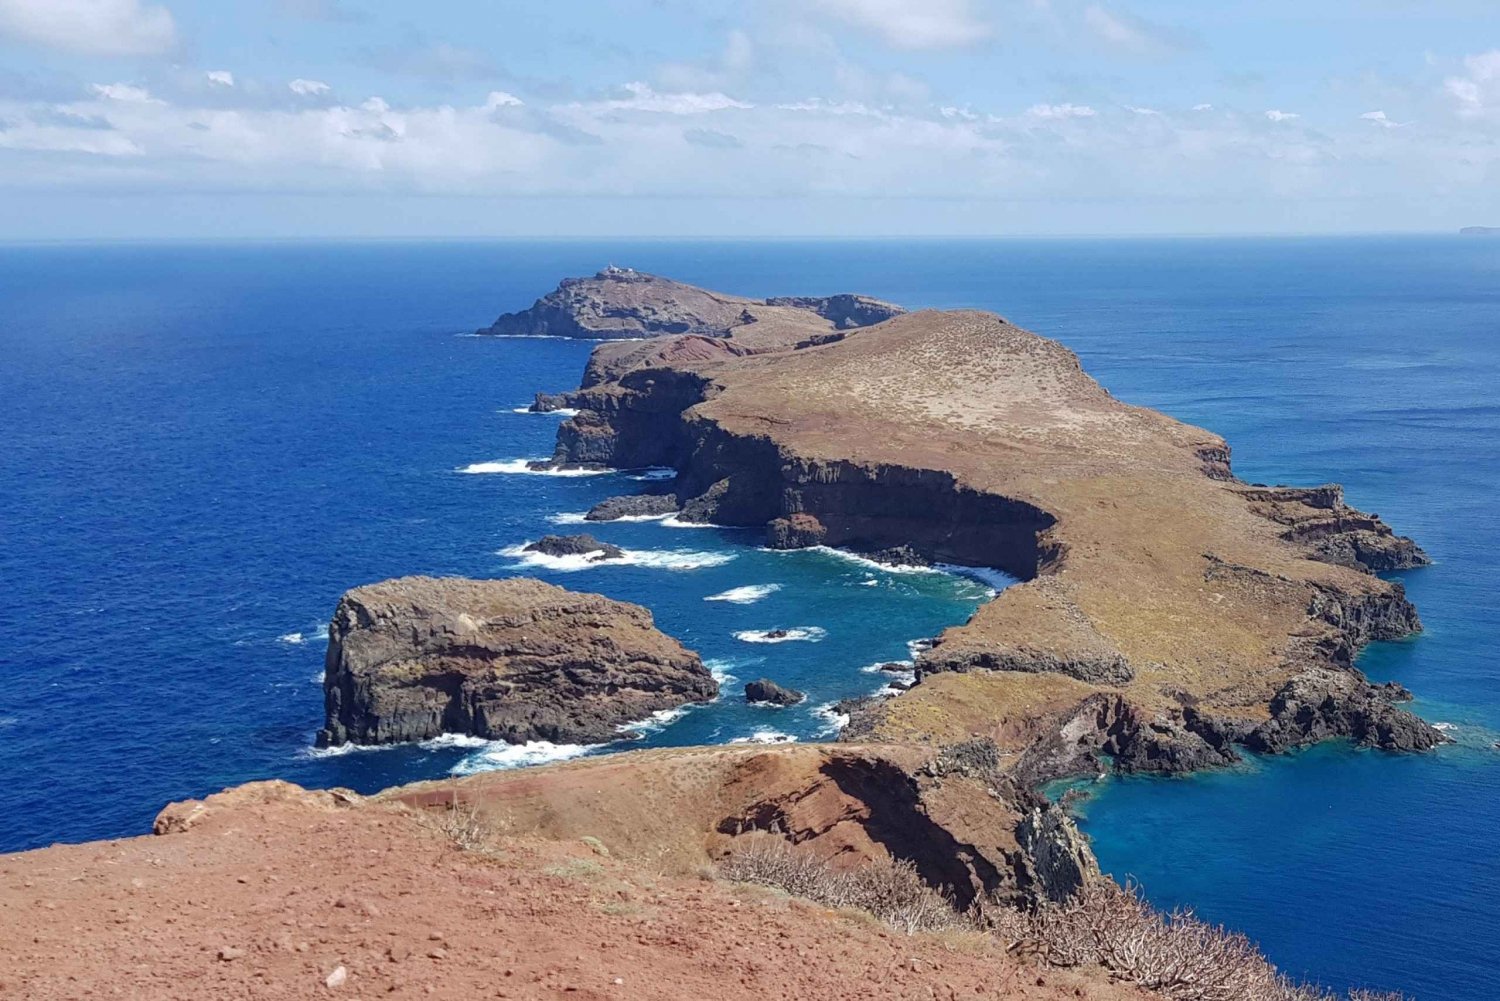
745 678 805 706
522 533 624 561
520 273 1438 778
316 576 716 748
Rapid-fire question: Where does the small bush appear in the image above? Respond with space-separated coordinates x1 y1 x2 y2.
718 841 968 935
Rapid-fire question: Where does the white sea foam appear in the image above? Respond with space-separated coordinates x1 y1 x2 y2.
458 458 614 477
279 623 328 646
734 626 827 644
907 637 936 658
511 406 580 417
661 515 715 529
705 583 783 604
729 729 799 745
548 512 590 525
706 658 741 686
1433 722 1457 732
628 467 677 481
862 658 915 674
500 542 735 572
935 563 1019 593
617 705 691 736
300 741 384 759
812 702 850 736
449 739 593 775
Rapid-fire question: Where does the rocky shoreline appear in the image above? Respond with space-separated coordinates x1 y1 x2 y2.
499 270 1441 783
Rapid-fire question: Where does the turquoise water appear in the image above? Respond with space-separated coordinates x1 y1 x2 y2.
1 237 1495 998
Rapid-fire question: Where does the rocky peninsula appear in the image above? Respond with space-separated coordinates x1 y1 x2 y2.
501 270 1439 781
317 576 716 747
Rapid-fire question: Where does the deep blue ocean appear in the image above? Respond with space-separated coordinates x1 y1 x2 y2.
1 237 1495 999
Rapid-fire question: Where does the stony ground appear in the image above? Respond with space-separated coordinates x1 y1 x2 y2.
0 784 1152 1001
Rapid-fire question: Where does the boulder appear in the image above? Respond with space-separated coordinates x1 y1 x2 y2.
585 494 679 522
745 678 805 707
317 576 717 747
523 534 624 561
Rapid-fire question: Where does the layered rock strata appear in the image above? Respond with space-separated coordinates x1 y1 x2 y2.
317 576 716 747
519 273 1438 779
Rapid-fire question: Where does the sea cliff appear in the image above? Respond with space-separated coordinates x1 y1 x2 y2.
512 271 1438 781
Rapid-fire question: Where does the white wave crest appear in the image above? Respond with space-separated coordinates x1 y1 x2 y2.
458 459 613 477
729 729 799 745
449 739 593 775
734 626 827 644
500 542 735 572
628 467 677 481
935 563 1018 593
813 702 850 736
617 705 691 736
548 512 590 525
706 658 741 686
861 658 915 673
661 515 715 529
511 406 580 417
278 632 307 645
705 584 783 604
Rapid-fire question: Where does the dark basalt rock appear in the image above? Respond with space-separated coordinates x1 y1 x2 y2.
523 534 625 561
766 513 827 550
745 678 805 706
866 545 932 568
1244 667 1447 753
585 494 680 521
317 576 717 748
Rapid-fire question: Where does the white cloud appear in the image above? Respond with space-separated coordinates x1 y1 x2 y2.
290 79 331 97
1265 109 1299 122
484 91 523 110
810 0 990 50
1360 110 1405 129
91 82 162 104
0 0 177 56
583 82 752 115
1193 103 1214 112
1446 50 1500 119
1027 102 1097 120
206 71 235 88
1127 105 1161 116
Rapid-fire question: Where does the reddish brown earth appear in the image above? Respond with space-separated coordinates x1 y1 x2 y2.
0 781 1154 1001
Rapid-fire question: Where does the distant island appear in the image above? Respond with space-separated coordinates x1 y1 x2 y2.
1460 226 1500 234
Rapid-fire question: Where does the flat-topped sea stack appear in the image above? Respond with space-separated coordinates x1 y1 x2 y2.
317 576 716 748
521 272 1438 778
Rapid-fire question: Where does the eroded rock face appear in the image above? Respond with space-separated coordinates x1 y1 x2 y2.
317 576 717 747
1244 667 1446 753
510 273 1434 783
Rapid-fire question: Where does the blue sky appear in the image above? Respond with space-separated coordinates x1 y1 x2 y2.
0 0 1496 237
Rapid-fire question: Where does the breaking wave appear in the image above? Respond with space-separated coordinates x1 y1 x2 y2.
457 459 613 476
705 583 783 604
706 658 742 686
812 702 850 736
511 406 580 417
499 542 735 572
448 739 594 775
628 467 677 481
729 729 799 745
733 626 827 644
